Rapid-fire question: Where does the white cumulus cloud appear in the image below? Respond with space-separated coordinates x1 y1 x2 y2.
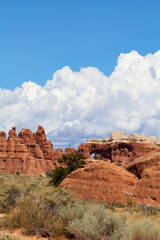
0 50 160 149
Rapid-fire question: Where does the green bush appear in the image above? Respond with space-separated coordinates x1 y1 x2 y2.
49 152 86 187
16 171 20 176
48 167 69 187
58 152 86 172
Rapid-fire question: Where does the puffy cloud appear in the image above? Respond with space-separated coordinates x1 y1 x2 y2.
0 50 160 148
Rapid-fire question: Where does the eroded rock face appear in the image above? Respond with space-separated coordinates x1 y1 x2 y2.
0 126 57 176
86 131 160 165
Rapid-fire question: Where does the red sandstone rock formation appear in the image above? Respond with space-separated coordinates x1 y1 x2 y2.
0 126 57 176
54 148 63 161
60 156 160 205
0 131 6 139
1 127 160 206
78 144 91 158
86 131 160 165
124 150 160 178
60 161 139 204
64 147 76 155
8 127 17 139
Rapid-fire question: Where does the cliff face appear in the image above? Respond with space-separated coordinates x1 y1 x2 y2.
0 126 57 176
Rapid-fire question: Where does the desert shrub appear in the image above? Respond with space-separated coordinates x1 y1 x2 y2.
136 203 160 215
3 195 64 238
0 185 22 213
48 167 69 187
2 187 74 238
59 204 86 226
49 152 86 187
16 171 20 176
123 219 160 240
67 204 126 240
127 199 132 207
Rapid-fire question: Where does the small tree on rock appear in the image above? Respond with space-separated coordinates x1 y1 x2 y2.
49 152 86 187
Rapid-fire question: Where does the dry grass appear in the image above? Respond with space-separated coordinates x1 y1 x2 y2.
0 173 160 240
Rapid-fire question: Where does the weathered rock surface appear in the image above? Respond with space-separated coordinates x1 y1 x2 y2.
86 131 160 165
124 150 160 178
64 148 76 155
60 157 160 205
124 151 160 205
60 161 139 204
0 126 57 176
78 144 91 158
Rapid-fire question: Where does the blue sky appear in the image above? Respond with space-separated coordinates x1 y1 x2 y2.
0 0 160 90
0 0 160 147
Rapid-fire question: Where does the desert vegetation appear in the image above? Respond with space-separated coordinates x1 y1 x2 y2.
49 152 86 187
0 174 159 240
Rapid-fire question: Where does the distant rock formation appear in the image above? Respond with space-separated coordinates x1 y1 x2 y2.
86 131 160 165
0 126 57 176
0 126 89 176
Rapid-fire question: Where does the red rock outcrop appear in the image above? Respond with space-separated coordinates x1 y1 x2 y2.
64 148 76 155
78 144 91 158
60 161 139 204
124 150 160 178
0 126 58 176
60 156 160 205
8 127 17 139
86 131 160 165
54 148 63 161
0 131 6 139
124 151 160 205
